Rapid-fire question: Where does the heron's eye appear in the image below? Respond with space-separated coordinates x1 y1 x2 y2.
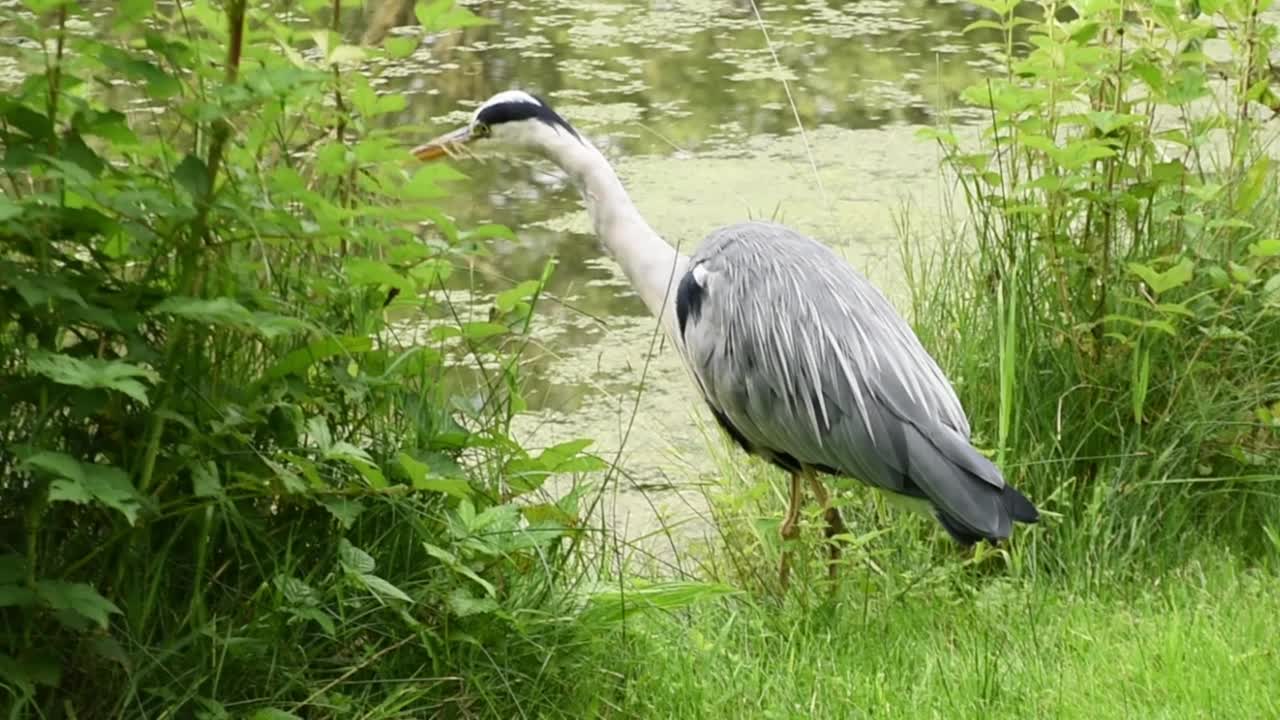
472 123 491 139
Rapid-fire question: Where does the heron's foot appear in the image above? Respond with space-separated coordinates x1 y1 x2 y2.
822 505 848 583
808 476 847 584
778 472 806 590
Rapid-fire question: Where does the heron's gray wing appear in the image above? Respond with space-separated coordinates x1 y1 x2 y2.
677 221 1020 540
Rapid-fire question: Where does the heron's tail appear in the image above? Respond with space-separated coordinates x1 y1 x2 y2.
1001 484 1040 525
901 421 1040 546
934 484 1039 546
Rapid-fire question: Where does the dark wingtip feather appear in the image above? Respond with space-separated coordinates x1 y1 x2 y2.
1002 485 1040 524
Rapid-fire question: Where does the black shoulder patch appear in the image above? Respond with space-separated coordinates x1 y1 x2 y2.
476 94 580 140
675 269 704 335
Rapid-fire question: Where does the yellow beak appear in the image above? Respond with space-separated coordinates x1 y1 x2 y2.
411 125 473 161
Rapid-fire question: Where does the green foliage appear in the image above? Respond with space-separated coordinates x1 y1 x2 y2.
913 0 1280 569
0 1 617 717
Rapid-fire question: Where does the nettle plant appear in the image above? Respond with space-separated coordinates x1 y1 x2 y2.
925 0 1280 543
0 0 606 713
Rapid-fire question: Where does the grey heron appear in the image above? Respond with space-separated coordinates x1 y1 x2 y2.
412 90 1040 587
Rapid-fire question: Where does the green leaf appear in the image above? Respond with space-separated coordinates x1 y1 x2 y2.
338 539 376 574
447 587 498 617
321 498 364 529
115 0 155 26
423 542 495 596
27 351 159 405
384 36 418 59
398 452 471 499
415 0 494 31
274 576 319 607
173 154 211 199
291 607 336 636
0 555 25 584
1228 261 1256 285
151 297 308 338
402 163 467 199
1234 157 1272 213
495 280 541 312
1249 239 1280 258
345 258 411 288
459 223 516 242
26 451 145 525
262 336 373 381
35 580 121 630
461 322 508 340
0 585 37 608
583 580 738 624
1128 258 1194 295
192 461 222 498
0 196 22 222
1261 273 1280 307
11 274 87 307
359 574 412 603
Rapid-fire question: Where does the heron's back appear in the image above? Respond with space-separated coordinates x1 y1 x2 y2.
676 221 1038 542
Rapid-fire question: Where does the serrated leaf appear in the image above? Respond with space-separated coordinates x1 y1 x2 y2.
1128 258 1194 295
273 576 319 607
423 543 495 596
27 351 159 405
402 163 467 199
321 497 364 529
447 587 498 617
26 451 144 524
338 538 376 574
173 153 211 199
292 607 336 636
398 452 471 498
36 580 121 630
192 461 222 498
360 574 412 603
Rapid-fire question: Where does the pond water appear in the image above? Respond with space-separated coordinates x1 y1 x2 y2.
352 0 999 566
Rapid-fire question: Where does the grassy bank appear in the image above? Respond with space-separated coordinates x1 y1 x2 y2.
613 558 1278 718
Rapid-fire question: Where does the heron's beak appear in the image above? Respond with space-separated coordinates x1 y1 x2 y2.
411 125 473 162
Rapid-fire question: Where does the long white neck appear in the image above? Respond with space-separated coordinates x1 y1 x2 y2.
546 134 688 340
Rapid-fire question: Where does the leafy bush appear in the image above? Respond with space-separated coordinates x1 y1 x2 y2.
913 0 1280 571
0 1 615 716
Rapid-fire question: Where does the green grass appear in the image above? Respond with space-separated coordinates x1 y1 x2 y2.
611 557 1278 719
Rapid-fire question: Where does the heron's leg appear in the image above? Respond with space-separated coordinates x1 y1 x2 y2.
808 476 848 581
777 471 805 589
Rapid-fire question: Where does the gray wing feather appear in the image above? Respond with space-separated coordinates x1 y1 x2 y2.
678 221 1010 539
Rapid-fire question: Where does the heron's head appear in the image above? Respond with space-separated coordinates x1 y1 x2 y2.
411 90 581 163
